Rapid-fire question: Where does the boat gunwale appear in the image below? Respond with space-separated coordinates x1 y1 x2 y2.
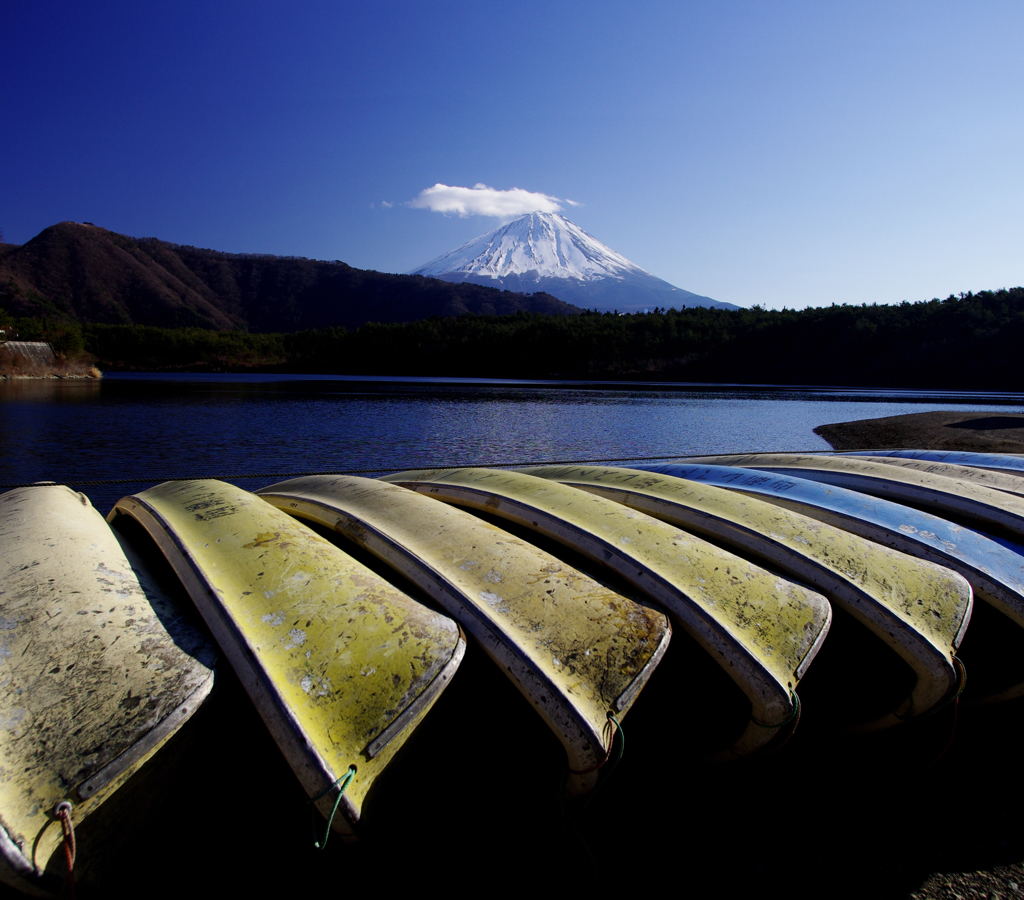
77 669 218 801
0 822 51 898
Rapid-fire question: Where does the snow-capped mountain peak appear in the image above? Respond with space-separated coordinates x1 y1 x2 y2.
411 211 736 312
413 211 650 282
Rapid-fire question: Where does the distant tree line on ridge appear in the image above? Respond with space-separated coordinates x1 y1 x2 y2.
3 287 1023 390
0 222 579 331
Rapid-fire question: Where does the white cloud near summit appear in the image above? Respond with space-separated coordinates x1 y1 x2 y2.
408 183 572 218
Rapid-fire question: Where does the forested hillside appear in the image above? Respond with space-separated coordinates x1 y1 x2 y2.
4 287 1021 390
0 222 580 330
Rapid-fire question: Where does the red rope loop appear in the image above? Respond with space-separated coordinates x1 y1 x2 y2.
55 801 76 898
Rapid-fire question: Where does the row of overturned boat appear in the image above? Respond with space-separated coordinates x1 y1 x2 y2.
3 448 1024 894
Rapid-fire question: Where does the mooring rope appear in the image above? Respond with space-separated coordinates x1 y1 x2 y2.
55 801 76 899
307 765 357 850
567 712 624 777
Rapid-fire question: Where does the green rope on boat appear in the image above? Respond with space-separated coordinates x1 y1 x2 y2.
308 765 356 850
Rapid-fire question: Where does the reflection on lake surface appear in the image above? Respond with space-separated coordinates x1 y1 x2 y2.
3 373 1024 513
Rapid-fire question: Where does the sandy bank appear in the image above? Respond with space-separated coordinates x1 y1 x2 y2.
816 409 1024 453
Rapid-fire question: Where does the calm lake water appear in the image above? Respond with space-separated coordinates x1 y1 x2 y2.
3 373 1024 512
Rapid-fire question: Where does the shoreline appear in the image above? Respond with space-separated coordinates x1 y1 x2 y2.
0 372 102 380
816 409 1024 454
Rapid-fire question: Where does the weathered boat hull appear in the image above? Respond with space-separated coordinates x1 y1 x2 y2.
518 463 972 729
0 485 217 896
13 445 1024 893
837 449 1024 478
110 480 466 840
633 461 1024 702
257 474 672 793
829 454 1024 499
380 467 832 758
681 452 1024 541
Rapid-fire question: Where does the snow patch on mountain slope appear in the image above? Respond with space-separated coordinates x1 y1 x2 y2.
412 212 650 282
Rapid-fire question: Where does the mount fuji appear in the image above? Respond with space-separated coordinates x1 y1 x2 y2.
411 212 738 313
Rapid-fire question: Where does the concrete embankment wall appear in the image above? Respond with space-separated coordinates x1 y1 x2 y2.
1 341 57 364
0 341 100 378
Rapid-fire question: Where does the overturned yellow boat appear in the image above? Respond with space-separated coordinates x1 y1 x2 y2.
377 467 832 758
109 480 466 841
517 464 972 730
0 485 217 896
256 474 672 793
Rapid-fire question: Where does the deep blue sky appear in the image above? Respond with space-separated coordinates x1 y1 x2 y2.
3 1 1022 310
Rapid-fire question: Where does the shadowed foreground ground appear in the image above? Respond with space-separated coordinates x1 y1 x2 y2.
5 410 1024 899
16 642 1024 900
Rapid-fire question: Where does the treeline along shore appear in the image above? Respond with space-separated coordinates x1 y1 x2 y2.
3 286 1023 388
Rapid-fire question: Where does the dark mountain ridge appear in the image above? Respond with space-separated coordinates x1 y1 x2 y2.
0 222 582 331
